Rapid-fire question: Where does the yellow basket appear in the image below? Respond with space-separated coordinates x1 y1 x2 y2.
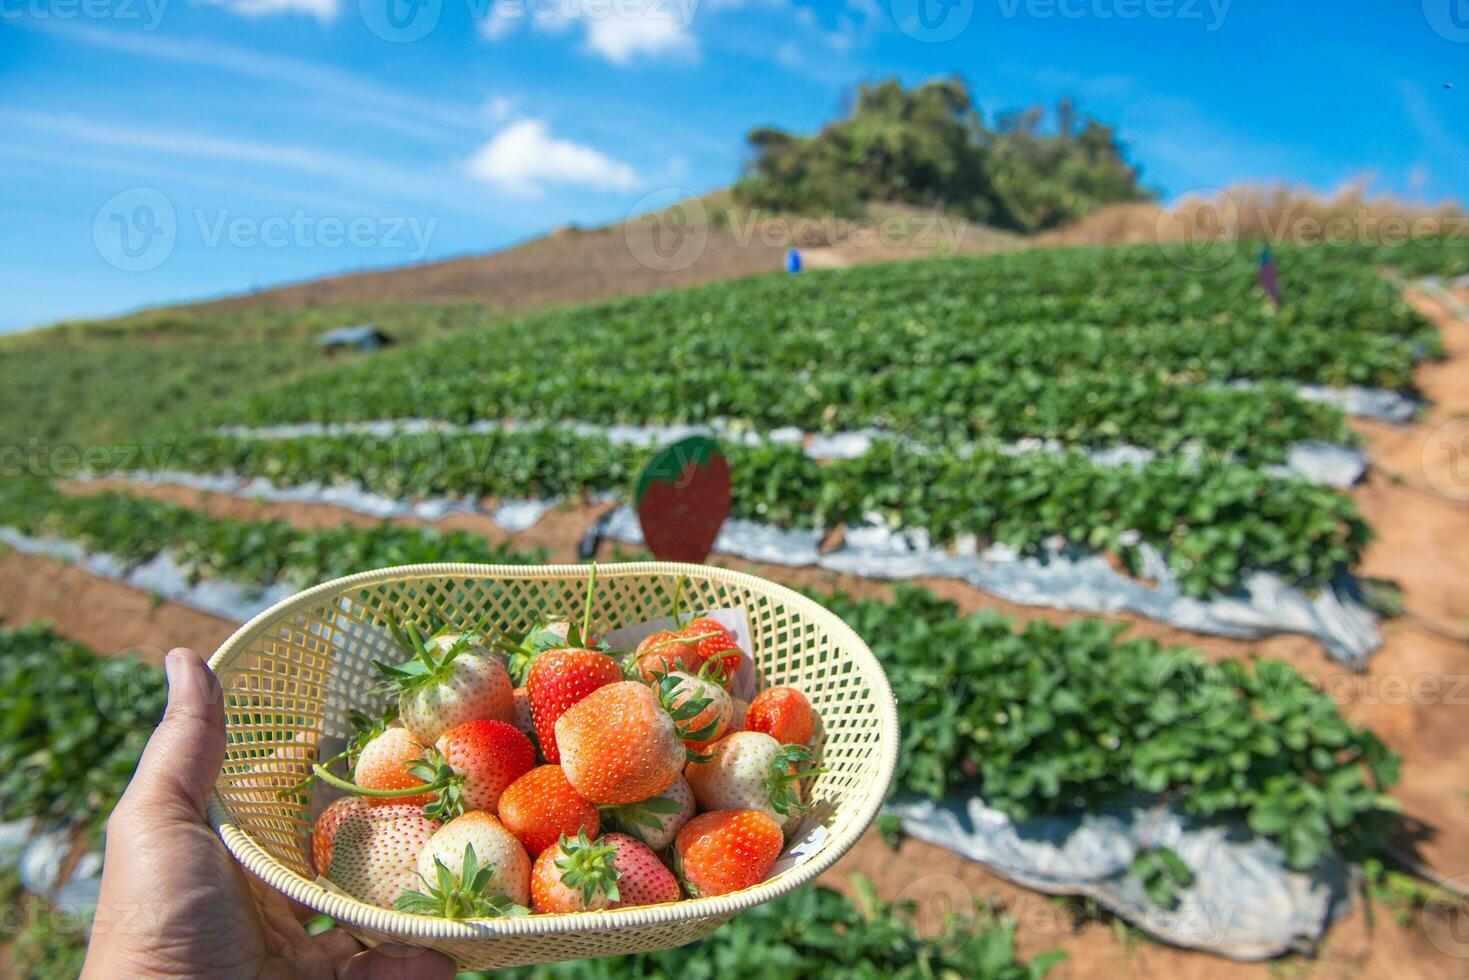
206 562 899 969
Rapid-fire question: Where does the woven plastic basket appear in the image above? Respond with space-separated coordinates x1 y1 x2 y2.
206 562 898 969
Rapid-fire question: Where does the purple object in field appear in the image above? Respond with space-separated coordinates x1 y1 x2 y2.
785 248 801 273
1259 247 1281 307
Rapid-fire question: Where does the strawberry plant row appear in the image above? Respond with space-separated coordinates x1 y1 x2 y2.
203 244 1429 458
112 427 1369 596
0 622 165 833
0 478 543 589
833 585 1400 871
3 484 1392 871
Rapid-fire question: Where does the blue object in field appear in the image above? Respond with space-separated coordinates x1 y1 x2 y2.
784 248 801 273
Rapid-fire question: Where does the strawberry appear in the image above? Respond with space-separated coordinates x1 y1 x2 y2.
503 618 599 687
529 831 679 914
527 648 622 764
412 811 531 909
673 810 783 898
498 765 600 857
680 617 745 686
685 731 821 833
396 840 529 920
556 680 714 804
311 796 367 874
352 727 433 808
434 720 535 814
327 803 440 909
662 670 732 754
603 832 680 908
745 686 816 746
599 773 696 852
376 622 514 744
631 630 704 683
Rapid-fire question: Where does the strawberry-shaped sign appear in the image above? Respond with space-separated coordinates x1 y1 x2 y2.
634 435 731 563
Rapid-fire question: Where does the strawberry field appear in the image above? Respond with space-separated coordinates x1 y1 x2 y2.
3 238 1468 976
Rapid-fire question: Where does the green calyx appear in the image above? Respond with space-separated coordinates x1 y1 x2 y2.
767 744 824 817
374 618 489 696
555 830 622 907
395 844 528 920
600 794 683 836
650 671 719 758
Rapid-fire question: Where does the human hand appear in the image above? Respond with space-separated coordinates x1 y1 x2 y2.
81 647 459 980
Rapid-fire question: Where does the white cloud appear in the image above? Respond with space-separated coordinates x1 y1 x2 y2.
479 0 697 65
464 119 639 196
192 0 338 20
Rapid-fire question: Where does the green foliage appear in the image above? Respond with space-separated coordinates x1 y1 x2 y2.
108 425 1369 596
9 897 90 980
0 301 503 450
1128 847 1194 910
0 622 165 832
203 244 1434 459
826 586 1400 870
1360 858 1463 927
734 77 1148 232
0 479 543 589
491 876 1064 979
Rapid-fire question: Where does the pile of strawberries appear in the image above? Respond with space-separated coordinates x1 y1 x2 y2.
304 594 821 918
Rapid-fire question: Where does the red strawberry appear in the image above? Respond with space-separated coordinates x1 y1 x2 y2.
556 680 711 804
377 623 515 744
600 773 696 852
353 728 433 808
527 648 623 764
673 810 783 898
684 731 820 833
529 831 679 914
435 720 535 813
745 686 816 746
634 436 731 563
498 765 600 857
411 811 530 909
604 833 680 908
327 803 440 909
632 630 704 683
680 618 745 685
311 796 367 874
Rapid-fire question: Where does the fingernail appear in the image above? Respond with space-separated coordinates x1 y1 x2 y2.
165 649 216 706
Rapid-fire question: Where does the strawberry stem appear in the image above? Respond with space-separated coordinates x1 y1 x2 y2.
581 563 598 645
641 631 719 656
310 764 449 800
670 575 688 628
277 746 351 798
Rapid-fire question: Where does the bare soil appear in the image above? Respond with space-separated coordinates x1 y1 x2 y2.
5 278 1469 978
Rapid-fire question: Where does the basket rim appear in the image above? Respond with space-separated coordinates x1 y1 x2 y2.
206 560 899 943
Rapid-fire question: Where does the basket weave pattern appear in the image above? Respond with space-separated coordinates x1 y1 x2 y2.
207 563 898 969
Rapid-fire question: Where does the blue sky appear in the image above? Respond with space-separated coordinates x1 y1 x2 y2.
0 0 1464 332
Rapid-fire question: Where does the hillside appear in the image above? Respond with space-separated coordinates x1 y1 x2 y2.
175 195 1018 316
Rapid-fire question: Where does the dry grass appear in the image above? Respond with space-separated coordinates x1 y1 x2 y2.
1040 181 1465 247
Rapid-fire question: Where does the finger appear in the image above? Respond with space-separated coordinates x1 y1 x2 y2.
119 647 226 821
337 947 458 980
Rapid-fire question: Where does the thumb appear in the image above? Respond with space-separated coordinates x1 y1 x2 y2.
121 647 226 820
